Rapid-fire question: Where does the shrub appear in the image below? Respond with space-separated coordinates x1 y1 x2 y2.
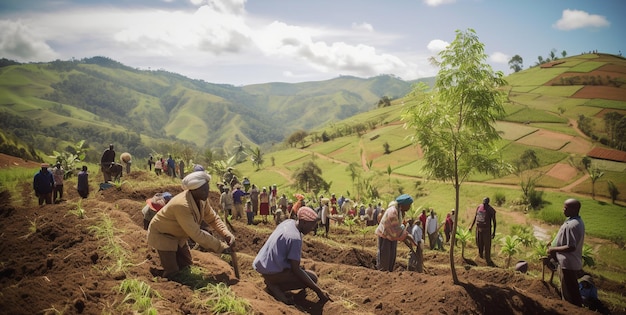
494 192 506 206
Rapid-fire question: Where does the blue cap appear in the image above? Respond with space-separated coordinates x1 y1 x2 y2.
162 192 173 201
193 164 205 172
396 194 413 205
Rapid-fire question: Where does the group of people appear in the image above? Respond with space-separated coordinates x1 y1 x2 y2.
38 143 593 309
33 162 90 205
150 155 186 179
142 169 331 305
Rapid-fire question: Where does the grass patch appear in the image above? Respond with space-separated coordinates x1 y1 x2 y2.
115 278 161 314
88 213 133 273
531 86 582 97
194 282 252 314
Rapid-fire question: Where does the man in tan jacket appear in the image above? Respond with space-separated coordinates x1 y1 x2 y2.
148 171 235 279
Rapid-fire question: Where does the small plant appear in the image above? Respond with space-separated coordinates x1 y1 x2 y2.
194 282 252 314
455 227 473 259
582 244 596 268
532 242 549 260
510 224 536 247
111 180 128 191
88 214 132 273
20 216 43 239
66 199 86 218
116 279 161 313
499 235 521 268
344 217 357 233
357 226 375 250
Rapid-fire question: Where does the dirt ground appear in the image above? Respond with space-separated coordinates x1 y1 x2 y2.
0 155 622 315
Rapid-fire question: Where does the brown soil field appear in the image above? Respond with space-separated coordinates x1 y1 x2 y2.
1 155 623 315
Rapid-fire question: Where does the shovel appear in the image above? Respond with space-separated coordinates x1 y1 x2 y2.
224 214 240 279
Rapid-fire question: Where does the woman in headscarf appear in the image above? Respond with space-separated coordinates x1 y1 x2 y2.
147 171 235 279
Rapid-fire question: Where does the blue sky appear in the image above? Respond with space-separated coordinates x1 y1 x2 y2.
0 0 623 85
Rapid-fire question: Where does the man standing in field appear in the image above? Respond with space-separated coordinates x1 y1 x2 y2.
469 197 497 265
375 194 415 271
549 198 585 307
33 163 54 206
100 144 115 182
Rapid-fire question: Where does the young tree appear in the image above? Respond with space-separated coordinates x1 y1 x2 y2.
508 55 524 72
513 149 542 206
607 181 620 204
402 29 507 284
589 167 604 200
249 146 264 170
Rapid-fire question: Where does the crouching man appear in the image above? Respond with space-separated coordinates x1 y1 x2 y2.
253 206 332 305
147 172 235 279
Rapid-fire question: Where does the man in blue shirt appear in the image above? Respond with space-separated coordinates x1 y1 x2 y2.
253 206 331 305
232 185 247 220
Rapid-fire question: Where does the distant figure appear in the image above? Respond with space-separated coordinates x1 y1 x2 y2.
444 211 454 243
148 155 154 171
320 198 330 238
52 162 64 203
100 144 115 182
418 210 427 241
219 186 233 217
249 184 259 215
425 210 439 250
259 187 270 221
33 163 54 206
77 166 89 198
167 155 176 178
548 198 585 307
223 167 234 186
232 185 247 220
154 158 162 176
242 177 251 192
469 197 497 265
179 159 185 179
120 152 132 175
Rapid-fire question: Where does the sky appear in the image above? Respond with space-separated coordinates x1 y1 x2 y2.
0 0 623 86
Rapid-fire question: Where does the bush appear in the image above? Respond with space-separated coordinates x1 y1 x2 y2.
527 188 544 210
494 192 506 206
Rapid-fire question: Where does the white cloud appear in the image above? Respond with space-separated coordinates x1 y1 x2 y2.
254 21 407 77
351 22 374 32
489 52 509 64
553 9 610 30
0 19 57 61
423 0 456 7
427 39 449 53
113 4 252 55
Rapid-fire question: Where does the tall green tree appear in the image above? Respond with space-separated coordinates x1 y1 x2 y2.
293 161 329 193
402 29 506 284
589 167 604 200
508 55 524 72
249 146 264 170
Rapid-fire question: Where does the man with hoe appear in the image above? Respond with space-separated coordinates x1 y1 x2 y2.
375 194 415 271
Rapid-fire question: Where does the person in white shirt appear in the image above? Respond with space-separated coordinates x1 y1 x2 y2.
425 210 439 250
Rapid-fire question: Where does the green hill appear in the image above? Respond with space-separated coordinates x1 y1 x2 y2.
0 57 415 160
231 53 626 208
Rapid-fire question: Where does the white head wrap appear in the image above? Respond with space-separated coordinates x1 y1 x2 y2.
181 172 212 190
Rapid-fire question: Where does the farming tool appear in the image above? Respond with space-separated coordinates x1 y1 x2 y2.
224 214 240 279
